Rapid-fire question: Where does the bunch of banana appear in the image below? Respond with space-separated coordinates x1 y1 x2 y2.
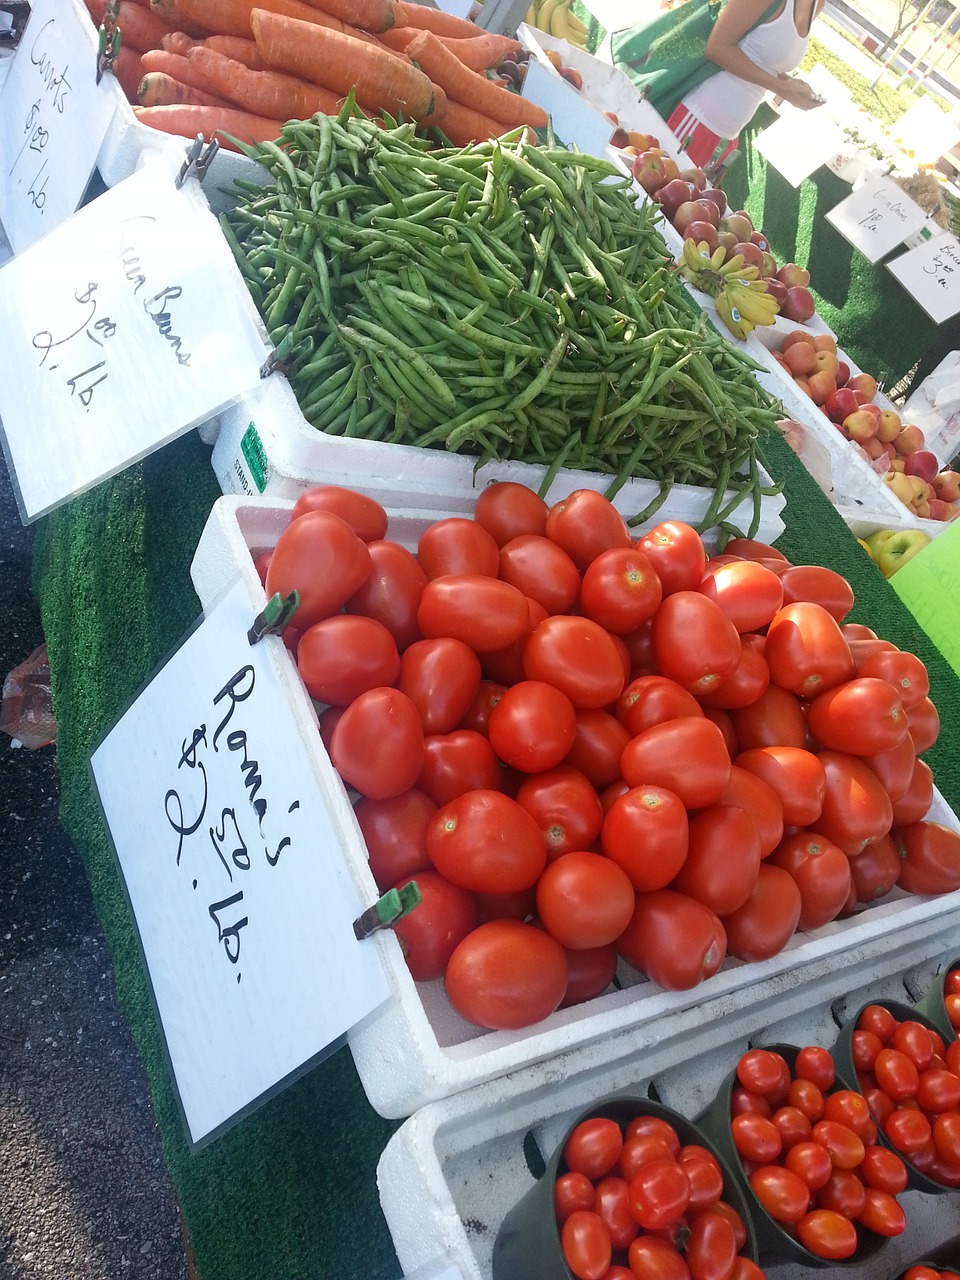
677 237 762 298
524 0 590 49
715 277 781 341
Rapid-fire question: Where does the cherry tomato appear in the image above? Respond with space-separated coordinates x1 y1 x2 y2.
593 1176 640 1250
615 889 726 991
637 520 708 595
737 1048 791 1096
618 1134 676 1180
561 1209 612 1280
417 517 499 580
426 789 546 894
523 615 626 710
722 863 802 964
906 696 941 754
933 1110 960 1166
266 509 371 630
329 686 424 800
555 1170 595 1226
624 1116 682 1154
685 1207 739 1280
894 821 960 895
852 1029 884 1074
627 1156 690 1230
707 1198 749 1251
784 1140 833 1191
730 683 807 751
600 786 689 891
732 1111 783 1165
652 591 742 697
698 558 784 632
615 674 703 735
487 679 578 774
750 1164 810 1223
769 832 852 932
787 1078 826 1123
563 709 632 789
418 574 530 653
355 787 435 891
857 647 930 710
894 1020 936 1072
671 804 762 916
813 1118 866 1168
391 870 478 981
859 1003 897 1043
498 534 581 616
444 919 567 1030
732 1087 772 1118
764 601 854 698
859 1143 908 1194
626 1234 689 1280
397 637 483 735
875 1048 920 1101
734 746 826 828
817 1166 866 1217
620 716 732 810
545 490 632 570
778 563 854 621
290 484 387 542
823 1090 875 1141
561 943 618 1008
794 1046 836 1092
418 730 503 806
681 1153 725 1213
891 758 935 825
728 1258 767 1280
564 1117 625 1180
772 1106 812 1152
796 1208 858 1259
536 851 636 950
344 538 427 652
515 766 604 861
579 546 663 635
857 1186 905 1237
816 750 894 856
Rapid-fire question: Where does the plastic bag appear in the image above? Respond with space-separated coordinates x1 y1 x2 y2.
1 643 57 749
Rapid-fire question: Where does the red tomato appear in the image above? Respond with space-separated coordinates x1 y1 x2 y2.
391 870 478 981
891 758 935 825
564 1118 625 1179
857 647 930 710
253 549 271 585
445 919 567 1029
813 1119 866 1168
485 679 578 774
723 537 789 562
615 889 726 991
734 746 826 828
426 789 546 894
473 481 548 546
722 863 802 964
619 1134 676 1180
627 1156 691 1230
344 539 427 652
823 1090 874 1142
875 1048 920 1101
857 1186 905 1237
817 1167 866 1217
816 751 894 856
730 683 807 751
615 674 703 736
266 509 371 630
718 766 784 859
806 678 909 756
764 602 854 698
621 717 732 810
671 805 762 916
864 735 917 804
699 643 771 711
698 559 784 632
579 546 663 635
536 851 636 950
593 1176 640 1250
732 1113 782 1164
561 943 619 1007
354 788 435 891
732 1087 772 1118
852 1029 884 1074
859 1143 908 1194
624 1116 682 1154
651 591 742 697
637 520 708 595
563 709 632 789
479 597 546 688
893 1019 935 1071
850 834 901 904
475 887 536 923
397 637 482 735
933 1110 960 1166
916 1067 960 1114
784 1140 833 1191
737 1048 791 1096
561 1209 612 1280
523 615 627 710
796 1208 858 1259
417 517 499 580
885 1107 932 1155
418 574 529 652
545 490 632 570
750 1164 810 1223
778 564 855 622
626 1234 690 1280
600 786 689 891
555 1170 595 1225
859 1004 897 1043
516 766 604 861
685 1207 739 1280
906 696 941 754
498 534 581 616
290 484 388 542
297 615 400 704
794 1045 835 1091
417 730 503 806
788 1077 826 1125
769 832 852 931
681 1153 725 1213
329 687 424 800
771 1104 814 1151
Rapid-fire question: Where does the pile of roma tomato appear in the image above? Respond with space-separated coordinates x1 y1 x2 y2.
555 1110 763 1280
255 479 960 1031
848 1002 960 1188
725 1045 907 1260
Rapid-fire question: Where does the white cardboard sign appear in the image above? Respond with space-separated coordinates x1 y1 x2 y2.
90 579 393 1147
825 175 929 263
0 0 119 253
0 153 270 522
753 106 845 188
887 231 960 325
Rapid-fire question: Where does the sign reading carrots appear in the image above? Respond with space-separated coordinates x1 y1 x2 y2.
0 0 119 252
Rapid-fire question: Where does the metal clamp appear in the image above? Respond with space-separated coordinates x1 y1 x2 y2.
353 882 423 941
247 591 300 645
176 134 221 189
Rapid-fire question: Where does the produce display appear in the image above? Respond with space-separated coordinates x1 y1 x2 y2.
252 479 959 1036
219 108 781 531
521 0 591 51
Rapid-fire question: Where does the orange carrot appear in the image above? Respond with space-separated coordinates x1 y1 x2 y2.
435 31 521 72
159 30 198 53
202 34 269 67
394 1 483 38
111 44 146 101
140 47 221 91
117 0 180 50
295 0 397 34
377 26 418 53
251 8 435 119
133 103 284 149
404 29 546 128
147 0 212 36
162 0 346 38
186 46 344 118
427 96 505 145
138 71 230 105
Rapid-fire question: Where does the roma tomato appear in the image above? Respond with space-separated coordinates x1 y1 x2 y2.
329 687 424 800
722 864 802 964
417 517 499 580
290 484 388 542
890 758 934 825
391 870 478 981
344 538 427 652
651 591 742 697
816 751 894 856
700 641 771 711
545 490 632 570
778 564 854 622
894 821 960 895
907 696 941 754
498 534 581 615
561 943 619 1007
445 919 567 1029
560 1209 612 1280
857 647 930 710
601 786 689 891
769 832 852 931
621 717 732 809
850 834 901 904
806 678 909 756
266 509 371 630
515 766 604 861
615 674 703 736
426 789 546 894
563 709 632 789
297 615 400 705
488 679 578 773
579 546 663 635
418 574 530 653
718 766 785 858
730 683 807 751
864 735 917 804
473 481 548 546
734 746 826 828
354 788 435 891
523 615 627 710
764 602 854 698
536 851 636 950
398 636 482 735
671 804 762 916
417 730 503 806
698 558 784 632
637 520 708 595
616 889 726 991
723 537 789 563
564 1117 624 1180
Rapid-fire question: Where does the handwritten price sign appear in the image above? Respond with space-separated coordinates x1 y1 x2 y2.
0 153 269 522
887 232 960 325
91 579 392 1147
0 0 120 252
825 175 928 263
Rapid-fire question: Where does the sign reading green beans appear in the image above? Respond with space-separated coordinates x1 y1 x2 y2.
219 98 783 534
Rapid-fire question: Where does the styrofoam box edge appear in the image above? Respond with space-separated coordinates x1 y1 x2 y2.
378 950 960 1280
209 374 787 546
192 494 956 1122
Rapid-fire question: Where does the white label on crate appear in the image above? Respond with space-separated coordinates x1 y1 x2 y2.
753 107 844 188
825 176 928 263
0 153 270 523
90 578 393 1148
886 232 960 326
0 0 118 253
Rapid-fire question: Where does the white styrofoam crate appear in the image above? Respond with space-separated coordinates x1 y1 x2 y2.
378 957 960 1280
209 372 787 546
192 493 959 1119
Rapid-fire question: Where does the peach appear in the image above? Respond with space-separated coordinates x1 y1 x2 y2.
781 330 816 353
813 350 840 380
782 342 818 377
846 372 878 401
812 333 838 354
893 424 926 456
806 370 837 406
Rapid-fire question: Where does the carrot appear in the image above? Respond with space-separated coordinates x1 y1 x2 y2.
427 96 505 145
159 30 198 53
140 47 222 91
137 71 230 105
404 29 546 128
111 44 146 101
394 1 483 38
147 0 212 36
202 34 269 68
186 46 344 119
251 8 435 119
296 0 397 34
160 0 346 38
117 0 179 50
435 31 521 72
376 26 418 53
133 103 284 149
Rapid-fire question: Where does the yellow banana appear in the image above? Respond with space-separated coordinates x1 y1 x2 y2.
525 2 537 22
549 1 570 40
725 280 780 326
709 245 726 271
715 288 754 340
681 237 714 274
535 0 562 32
718 255 760 281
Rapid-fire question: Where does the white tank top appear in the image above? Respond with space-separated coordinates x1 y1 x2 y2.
681 0 813 138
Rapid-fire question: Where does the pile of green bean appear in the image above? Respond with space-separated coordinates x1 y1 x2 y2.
220 100 782 533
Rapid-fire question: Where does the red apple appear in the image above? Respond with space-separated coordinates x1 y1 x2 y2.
824 387 861 423
686 220 719 252
750 230 771 253
656 177 694 220
926 497 955 521
609 126 630 149
782 342 817 377
760 251 778 278
702 187 728 217
731 241 765 271
776 263 811 289
732 209 755 228
719 213 753 243
632 150 679 195
904 450 940 484
934 470 960 502
674 199 721 233
834 360 850 388
877 409 902 443
781 286 816 323
679 167 707 192
842 408 880 442
845 372 878 401
765 278 788 308
893 423 926 456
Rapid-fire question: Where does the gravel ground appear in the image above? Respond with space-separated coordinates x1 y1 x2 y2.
0 462 190 1280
